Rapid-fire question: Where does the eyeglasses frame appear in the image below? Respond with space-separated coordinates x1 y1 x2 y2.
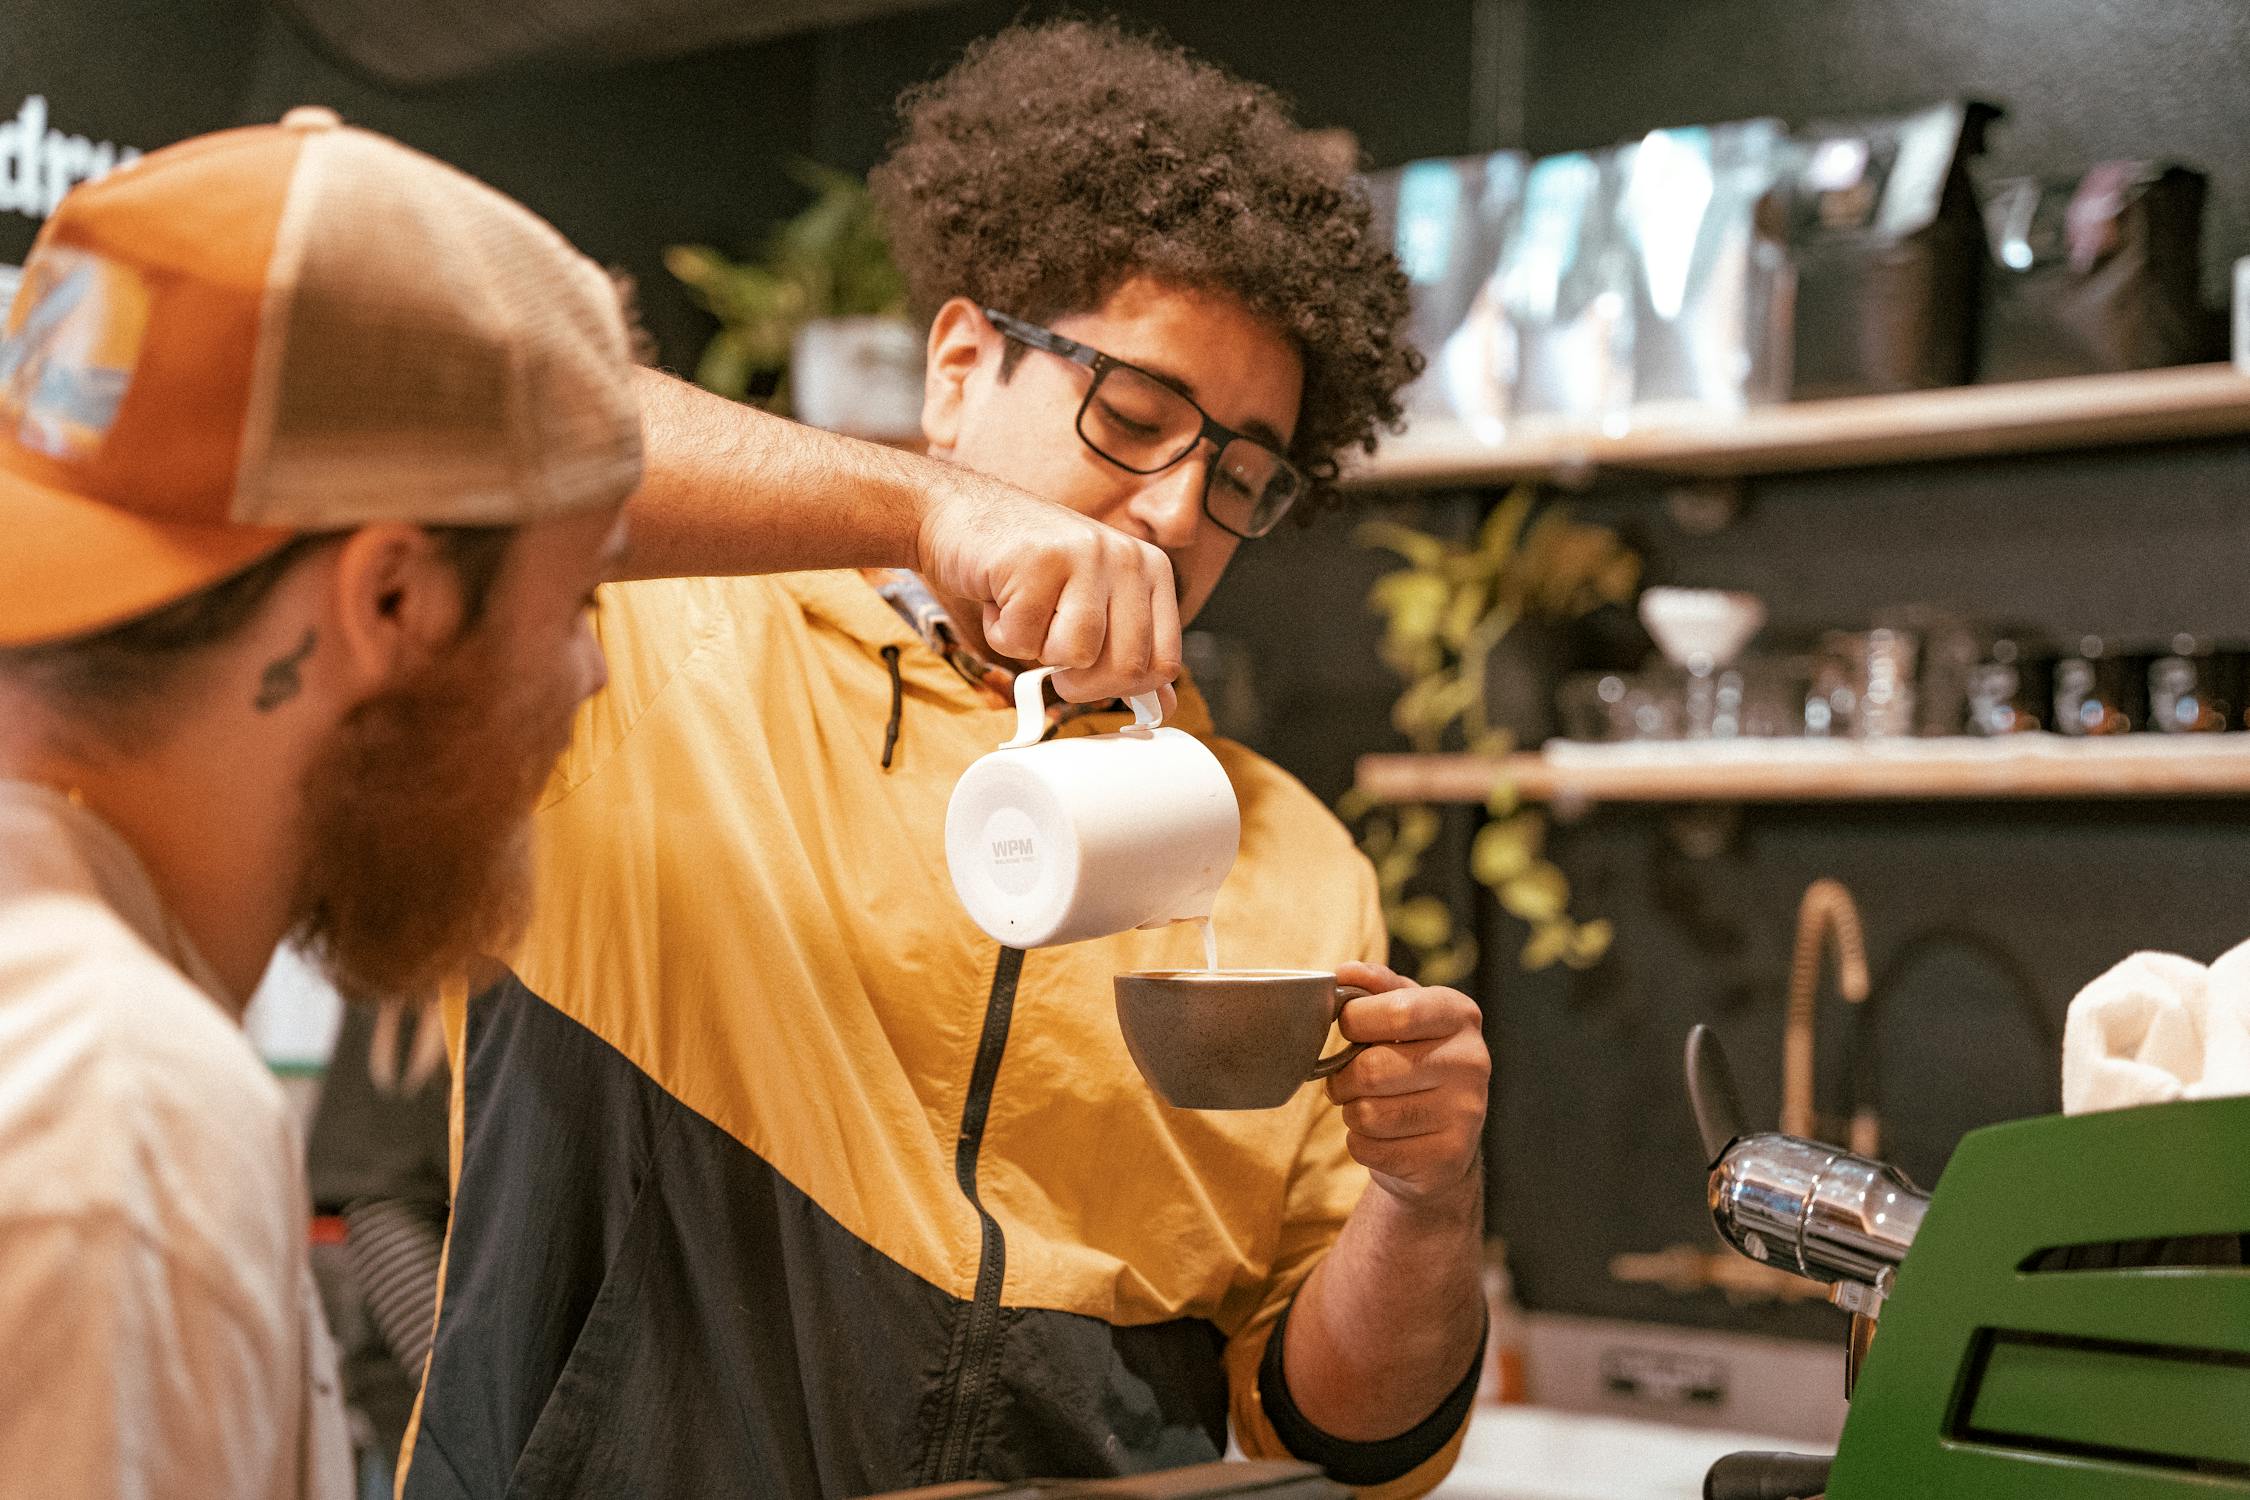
980 307 1303 539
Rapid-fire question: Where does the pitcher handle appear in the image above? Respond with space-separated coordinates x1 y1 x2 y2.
1308 985 1372 1080
1003 666 1165 748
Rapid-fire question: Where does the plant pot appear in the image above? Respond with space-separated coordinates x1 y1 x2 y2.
790 315 925 439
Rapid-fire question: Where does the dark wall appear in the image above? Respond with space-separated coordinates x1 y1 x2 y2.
798 0 1486 185
1 0 826 362
0 0 1481 370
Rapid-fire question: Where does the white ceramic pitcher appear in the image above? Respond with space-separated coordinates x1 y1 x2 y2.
945 667 1240 949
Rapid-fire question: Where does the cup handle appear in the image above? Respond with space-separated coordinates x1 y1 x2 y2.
1308 985 1373 1081
1003 666 1168 749
1002 667 1056 748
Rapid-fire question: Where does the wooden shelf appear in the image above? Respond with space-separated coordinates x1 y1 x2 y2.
1355 738 2250 807
1340 364 2250 490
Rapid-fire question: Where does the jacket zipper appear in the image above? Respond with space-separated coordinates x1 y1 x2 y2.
923 945 1025 1483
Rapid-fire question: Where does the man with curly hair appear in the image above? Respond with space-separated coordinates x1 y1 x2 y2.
406 20 1488 1500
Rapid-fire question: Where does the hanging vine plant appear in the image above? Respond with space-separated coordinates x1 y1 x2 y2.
1336 487 1640 981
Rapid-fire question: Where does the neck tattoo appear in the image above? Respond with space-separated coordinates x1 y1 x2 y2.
254 629 318 713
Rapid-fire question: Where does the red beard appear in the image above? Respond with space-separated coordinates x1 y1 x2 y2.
290 625 577 1001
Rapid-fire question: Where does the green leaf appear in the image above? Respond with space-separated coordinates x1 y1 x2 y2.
1354 520 1450 571
1566 919 1615 969
1497 862 1568 923
1433 674 1482 728
785 158 865 197
1465 730 1515 762
1419 936 1479 988
1521 921 1571 970
1439 586 1489 652
1370 570 1449 646
1483 776 1522 818
693 331 753 401
1390 673 1458 745
1471 815 1543 887
1475 488 1536 566
1372 848 1418 896
1391 895 1454 950
663 244 729 300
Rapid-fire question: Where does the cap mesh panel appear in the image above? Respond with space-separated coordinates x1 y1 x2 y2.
237 128 640 527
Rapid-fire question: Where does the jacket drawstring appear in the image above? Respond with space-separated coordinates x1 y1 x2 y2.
880 646 904 771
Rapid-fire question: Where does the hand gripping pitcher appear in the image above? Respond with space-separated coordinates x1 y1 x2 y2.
946 667 1240 949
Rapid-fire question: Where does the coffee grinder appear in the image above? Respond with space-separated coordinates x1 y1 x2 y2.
1686 1025 2250 1499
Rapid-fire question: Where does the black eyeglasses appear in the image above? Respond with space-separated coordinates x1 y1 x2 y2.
982 308 1305 539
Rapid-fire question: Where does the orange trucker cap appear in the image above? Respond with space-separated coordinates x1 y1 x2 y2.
0 106 643 646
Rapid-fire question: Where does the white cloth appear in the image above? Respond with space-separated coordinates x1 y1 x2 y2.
2062 939 2250 1115
0 779 351 1499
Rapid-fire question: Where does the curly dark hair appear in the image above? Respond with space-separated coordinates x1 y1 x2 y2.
867 17 1418 506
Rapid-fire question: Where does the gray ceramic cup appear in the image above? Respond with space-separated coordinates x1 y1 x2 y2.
1113 969 1370 1110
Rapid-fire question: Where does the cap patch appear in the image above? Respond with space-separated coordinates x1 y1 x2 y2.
0 246 150 460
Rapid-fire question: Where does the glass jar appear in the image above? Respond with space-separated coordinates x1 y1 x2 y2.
1964 638 2051 736
2053 635 2138 736
2146 634 2238 734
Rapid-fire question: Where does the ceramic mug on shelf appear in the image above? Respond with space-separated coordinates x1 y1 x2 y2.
945 667 1240 949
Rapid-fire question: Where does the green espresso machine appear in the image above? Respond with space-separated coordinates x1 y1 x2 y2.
1685 1026 2250 1500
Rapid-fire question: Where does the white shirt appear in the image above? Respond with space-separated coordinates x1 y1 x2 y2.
0 779 351 1499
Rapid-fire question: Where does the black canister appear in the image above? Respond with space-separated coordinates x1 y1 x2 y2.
1965 638 2051 735
2146 635 2240 734
2053 635 2141 736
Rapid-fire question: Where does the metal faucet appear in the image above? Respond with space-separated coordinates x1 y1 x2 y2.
1783 877 1873 1153
1614 879 1882 1314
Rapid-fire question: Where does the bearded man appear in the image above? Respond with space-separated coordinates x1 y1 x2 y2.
0 108 1174 1499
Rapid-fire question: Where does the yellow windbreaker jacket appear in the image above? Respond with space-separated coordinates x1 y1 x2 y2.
404 571 1474 1499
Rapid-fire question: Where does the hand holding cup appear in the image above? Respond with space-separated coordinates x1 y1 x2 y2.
1324 961 1490 1207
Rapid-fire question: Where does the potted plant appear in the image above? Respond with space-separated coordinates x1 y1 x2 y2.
666 162 922 438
